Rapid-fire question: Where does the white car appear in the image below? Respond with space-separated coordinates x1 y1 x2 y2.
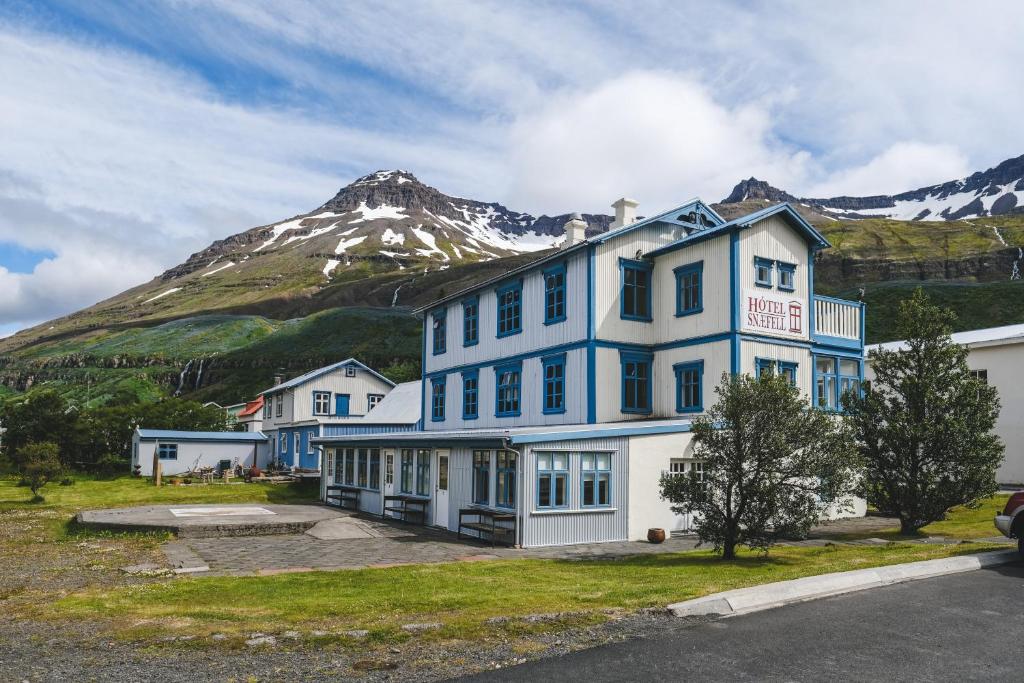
994 491 1024 554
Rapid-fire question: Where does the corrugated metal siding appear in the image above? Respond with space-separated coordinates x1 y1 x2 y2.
521 437 629 547
595 222 690 344
431 347 587 431
740 339 813 398
650 232 731 342
322 446 386 515
322 424 418 436
423 249 588 376
739 216 810 301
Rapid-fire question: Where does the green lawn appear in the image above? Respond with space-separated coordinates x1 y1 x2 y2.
829 495 1011 542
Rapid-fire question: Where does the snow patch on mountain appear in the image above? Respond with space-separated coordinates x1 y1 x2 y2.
381 227 405 246
322 259 340 277
253 211 339 251
349 202 407 223
411 226 449 260
335 234 369 254
144 288 181 304
202 261 235 277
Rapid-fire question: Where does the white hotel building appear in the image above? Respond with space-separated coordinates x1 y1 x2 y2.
315 197 866 547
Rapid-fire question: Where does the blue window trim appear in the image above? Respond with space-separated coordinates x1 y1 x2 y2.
312 390 331 416
495 451 516 509
494 361 523 417
462 296 479 347
541 353 567 415
619 350 653 414
431 309 447 355
472 450 489 505
673 260 704 317
755 356 775 378
430 376 446 422
536 453 569 510
461 369 479 420
543 262 567 325
496 280 523 338
813 355 840 412
673 360 704 414
580 453 612 508
778 360 798 386
755 357 799 386
619 257 653 322
755 256 774 288
777 262 796 292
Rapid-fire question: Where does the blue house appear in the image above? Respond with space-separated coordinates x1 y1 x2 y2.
314 198 865 545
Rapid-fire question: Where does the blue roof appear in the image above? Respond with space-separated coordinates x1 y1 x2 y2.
646 203 830 258
136 429 268 442
261 358 395 395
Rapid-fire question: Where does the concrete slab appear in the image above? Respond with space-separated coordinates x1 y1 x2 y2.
77 504 350 538
304 517 376 540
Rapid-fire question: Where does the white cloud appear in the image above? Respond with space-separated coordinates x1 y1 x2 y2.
803 143 971 199
504 71 811 213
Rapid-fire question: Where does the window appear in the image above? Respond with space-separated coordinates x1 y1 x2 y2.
778 262 796 291
416 449 431 497
757 358 798 386
369 449 381 490
472 450 490 505
431 377 446 422
496 281 522 337
496 451 516 508
357 448 368 488
279 434 287 455
581 453 611 507
276 394 283 417
779 361 798 386
344 447 355 485
543 263 566 324
367 393 384 411
385 452 394 485
536 452 568 509
262 399 271 419
327 448 335 478
755 257 774 287
334 450 343 482
463 296 479 346
756 357 775 378
620 258 653 321
294 432 301 456
462 370 479 420
669 459 704 483
838 358 860 407
313 391 330 415
432 309 446 355
674 261 703 316
495 362 522 417
157 443 178 460
620 351 653 414
971 369 989 384
400 449 414 493
542 353 566 414
674 360 703 413
815 356 838 410
345 366 356 377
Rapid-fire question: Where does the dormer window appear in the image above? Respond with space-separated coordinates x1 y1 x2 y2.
345 366 356 377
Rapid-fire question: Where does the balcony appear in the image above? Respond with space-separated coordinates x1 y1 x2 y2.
812 295 863 349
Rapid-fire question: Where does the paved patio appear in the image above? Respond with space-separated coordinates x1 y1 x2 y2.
157 508 1003 575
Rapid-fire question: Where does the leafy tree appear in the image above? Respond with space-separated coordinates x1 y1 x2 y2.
17 442 63 501
845 288 1003 534
660 372 859 559
1 390 80 467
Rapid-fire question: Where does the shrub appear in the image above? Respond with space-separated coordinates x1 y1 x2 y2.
17 442 63 502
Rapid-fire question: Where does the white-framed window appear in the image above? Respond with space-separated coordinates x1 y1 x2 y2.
276 394 283 417
367 393 384 411
157 443 178 460
536 452 569 509
669 458 704 482
580 453 611 507
345 366 356 377
327 448 335 478
313 391 330 415
262 400 271 419
294 432 301 456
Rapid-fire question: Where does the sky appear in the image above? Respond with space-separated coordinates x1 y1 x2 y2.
1 0 1023 337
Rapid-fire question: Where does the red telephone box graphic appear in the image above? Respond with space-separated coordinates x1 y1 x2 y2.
788 301 803 334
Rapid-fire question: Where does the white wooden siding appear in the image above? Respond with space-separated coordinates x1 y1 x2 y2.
423 249 588 375
650 233 731 342
653 340 731 415
264 368 393 430
740 339 813 399
738 215 810 340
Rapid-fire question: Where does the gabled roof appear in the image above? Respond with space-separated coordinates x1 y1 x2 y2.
260 358 395 396
868 323 1024 354
359 380 421 424
136 429 268 442
412 197 725 314
646 202 830 258
237 396 264 417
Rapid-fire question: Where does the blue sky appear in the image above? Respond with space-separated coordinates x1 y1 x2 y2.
1 1 1023 337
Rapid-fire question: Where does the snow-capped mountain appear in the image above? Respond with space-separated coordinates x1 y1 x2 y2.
166 170 610 282
722 153 1024 221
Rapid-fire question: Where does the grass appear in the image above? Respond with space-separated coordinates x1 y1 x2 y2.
832 495 1011 542
35 542 1003 643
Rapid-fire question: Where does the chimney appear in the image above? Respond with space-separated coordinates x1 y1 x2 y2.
563 213 587 248
273 372 284 386
610 197 639 230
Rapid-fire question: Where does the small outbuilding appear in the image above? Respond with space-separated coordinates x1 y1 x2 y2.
131 428 270 477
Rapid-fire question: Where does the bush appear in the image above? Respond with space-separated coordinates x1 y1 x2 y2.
17 442 63 502
93 453 126 479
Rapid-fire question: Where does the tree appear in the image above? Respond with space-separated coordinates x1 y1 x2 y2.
845 288 1003 534
17 442 63 502
1 390 80 467
660 372 859 559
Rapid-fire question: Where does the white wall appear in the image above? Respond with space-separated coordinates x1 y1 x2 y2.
132 437 269 476
740 339 813 399
626 431 697 540
263 366 393 430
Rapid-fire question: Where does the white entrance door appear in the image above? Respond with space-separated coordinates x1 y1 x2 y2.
667 459 703 533
383 450 396 498
433 449 450 528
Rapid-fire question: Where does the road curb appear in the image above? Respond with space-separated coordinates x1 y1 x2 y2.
667 549 1020 618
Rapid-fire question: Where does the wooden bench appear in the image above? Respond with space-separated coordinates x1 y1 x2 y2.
325 485 361 511
383 494 429 524
458 507 516 547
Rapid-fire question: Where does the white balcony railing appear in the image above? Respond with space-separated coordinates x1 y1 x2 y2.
813 296 862 341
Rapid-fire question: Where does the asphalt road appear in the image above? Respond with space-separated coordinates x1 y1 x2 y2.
463 561 1024 682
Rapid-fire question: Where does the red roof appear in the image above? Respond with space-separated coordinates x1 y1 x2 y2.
238 396 264 417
